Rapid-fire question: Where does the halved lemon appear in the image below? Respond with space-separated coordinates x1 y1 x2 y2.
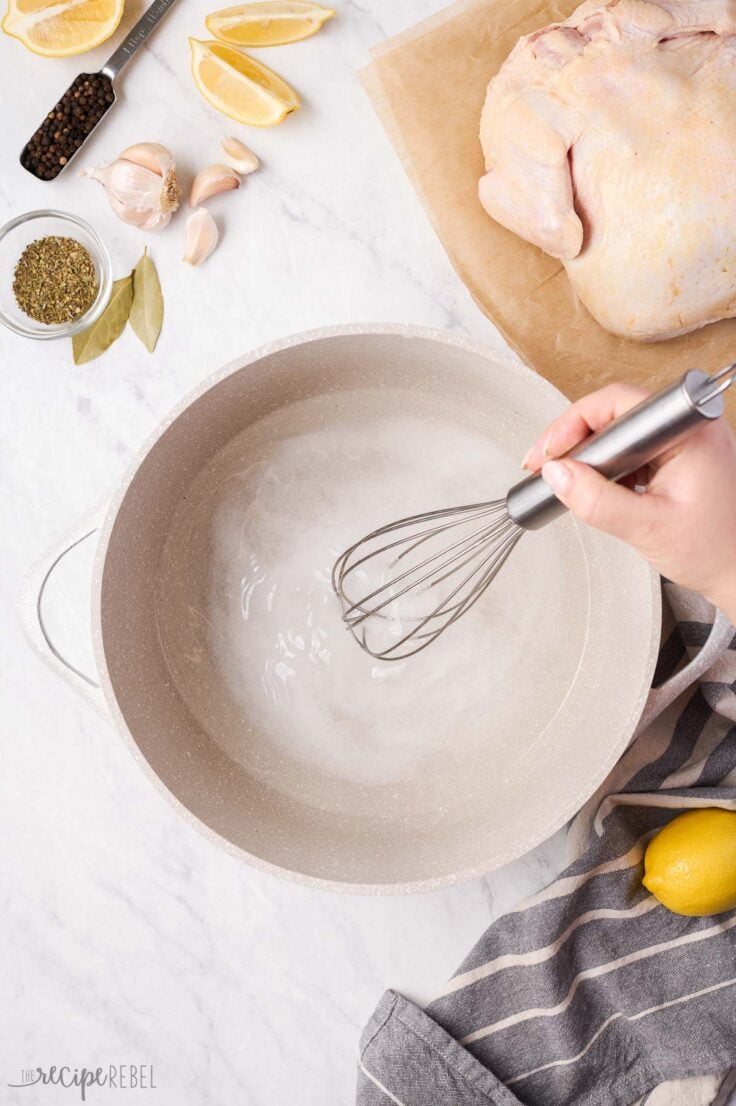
190 38 300 126
3 0 124 56
205 1 334 47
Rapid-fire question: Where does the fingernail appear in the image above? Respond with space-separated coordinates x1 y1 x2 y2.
542 460 572 494
521 446 533 469
542 432 555 458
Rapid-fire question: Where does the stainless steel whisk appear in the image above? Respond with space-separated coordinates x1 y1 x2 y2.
332 365 736 661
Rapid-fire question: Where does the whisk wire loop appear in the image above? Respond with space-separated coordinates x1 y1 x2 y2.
332 497 522 660
334 504 505 617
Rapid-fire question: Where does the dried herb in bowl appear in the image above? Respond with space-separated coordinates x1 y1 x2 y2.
13 235 97 325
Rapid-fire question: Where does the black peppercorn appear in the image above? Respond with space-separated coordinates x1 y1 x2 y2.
20 72 115 181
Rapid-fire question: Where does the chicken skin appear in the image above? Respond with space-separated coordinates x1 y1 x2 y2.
479 0 736 341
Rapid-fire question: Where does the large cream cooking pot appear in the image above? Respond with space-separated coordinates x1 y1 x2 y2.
29 326 721 894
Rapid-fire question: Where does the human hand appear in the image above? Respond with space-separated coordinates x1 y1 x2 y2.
522 384 736 624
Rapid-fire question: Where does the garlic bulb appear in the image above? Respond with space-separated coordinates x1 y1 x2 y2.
220 137 260 176
183 208 219 265
190 164 240 207
84 142 181 231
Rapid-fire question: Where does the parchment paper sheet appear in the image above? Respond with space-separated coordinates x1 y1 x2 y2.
362 0 736 421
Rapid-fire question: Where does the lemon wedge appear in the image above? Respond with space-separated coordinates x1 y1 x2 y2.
3 0 124 56
205 1 334 47
190 38 299 126
643 808 736 916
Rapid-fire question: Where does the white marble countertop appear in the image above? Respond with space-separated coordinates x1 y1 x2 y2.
0 2 571 1101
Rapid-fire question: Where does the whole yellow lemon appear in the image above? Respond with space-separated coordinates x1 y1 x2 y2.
643 808 736 917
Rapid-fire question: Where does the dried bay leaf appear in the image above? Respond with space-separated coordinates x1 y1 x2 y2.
130 248 163 353
72 274 133 365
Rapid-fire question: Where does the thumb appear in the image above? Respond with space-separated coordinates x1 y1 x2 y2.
541 459 655 544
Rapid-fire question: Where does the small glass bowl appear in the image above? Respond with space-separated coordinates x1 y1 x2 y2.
0 210 112 340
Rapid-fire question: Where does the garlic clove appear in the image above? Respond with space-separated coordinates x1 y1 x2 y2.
189 164 240 208
220 137 260 176
183 208 219 265
120 142 175 176
108 193 174 231
85 161 165 214
108 194 157 227
136 206 175 232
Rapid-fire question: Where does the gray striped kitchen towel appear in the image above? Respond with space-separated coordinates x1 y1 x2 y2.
357 584 736 1106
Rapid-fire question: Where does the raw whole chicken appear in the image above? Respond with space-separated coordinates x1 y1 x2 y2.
478 0 736 341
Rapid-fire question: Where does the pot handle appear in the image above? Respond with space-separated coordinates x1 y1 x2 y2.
633 606 734 739
19 501 109 715
36 528 100 688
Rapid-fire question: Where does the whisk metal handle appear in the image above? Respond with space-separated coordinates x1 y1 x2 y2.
506 369 729 530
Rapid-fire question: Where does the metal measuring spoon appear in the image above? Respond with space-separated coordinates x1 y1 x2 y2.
20 0 180 181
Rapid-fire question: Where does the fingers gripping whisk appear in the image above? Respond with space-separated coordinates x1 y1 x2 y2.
331 500 523 660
